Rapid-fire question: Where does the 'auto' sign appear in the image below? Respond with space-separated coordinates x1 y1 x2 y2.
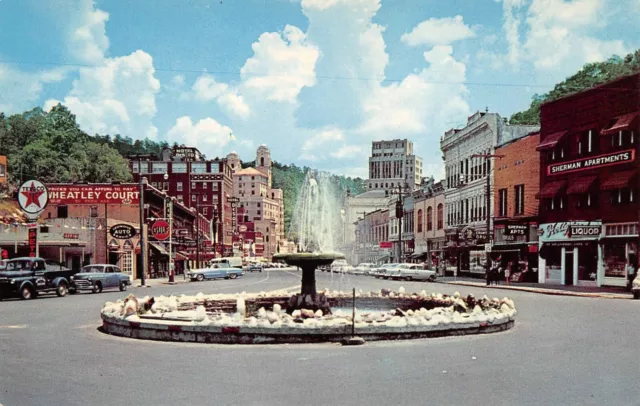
110 224 137 239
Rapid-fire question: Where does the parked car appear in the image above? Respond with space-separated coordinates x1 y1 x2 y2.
187 264 244 282
0 259 7 270
396 263 437 281
375 263 400 279
356 263 375 275
246 263 263 273
632 276 640 299
0 257 77 300
209 257 243 268
70 264 132 293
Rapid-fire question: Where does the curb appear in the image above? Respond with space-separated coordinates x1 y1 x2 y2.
443 281 631 300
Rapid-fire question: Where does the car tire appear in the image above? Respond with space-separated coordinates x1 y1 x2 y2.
21 285 34 300
634 291 640 300
405 276 412 281
92 282 103 294
229 273 237 279
428 275 437 282
119 281 128 292
56 283 68 297
196 274 204 282
69 288 77 295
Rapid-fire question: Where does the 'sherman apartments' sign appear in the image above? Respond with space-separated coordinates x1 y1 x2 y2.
547 149 635 176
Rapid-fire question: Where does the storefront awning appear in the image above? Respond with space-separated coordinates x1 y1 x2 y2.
601 112 639 136
600 170 636 191
536 131 567 151
149 242 168 256
566 175 598 195
536 180 567 199
175 251 190 260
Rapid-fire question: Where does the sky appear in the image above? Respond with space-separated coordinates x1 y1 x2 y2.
0 0 638 180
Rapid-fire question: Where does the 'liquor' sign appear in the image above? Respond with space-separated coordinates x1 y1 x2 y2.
547 149 635 176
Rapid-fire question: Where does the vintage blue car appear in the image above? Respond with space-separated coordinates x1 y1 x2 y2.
70 264 132 293
187 264 244 282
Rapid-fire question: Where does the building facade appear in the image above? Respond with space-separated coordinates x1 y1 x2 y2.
493 131 540 282
365 139 422 193
413 181 445 268
344 189 391 262
536 73 639 287
441 111 539 276
0 155 6 186
227 145 285 259
129 146 233 257
354 208 390 264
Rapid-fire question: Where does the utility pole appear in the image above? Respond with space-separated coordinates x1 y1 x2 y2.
471 153 504 283
138 157 146 287
196 196 200 269
389 184 412 263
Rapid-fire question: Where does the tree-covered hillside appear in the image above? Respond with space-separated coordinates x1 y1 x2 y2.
510 50 640 125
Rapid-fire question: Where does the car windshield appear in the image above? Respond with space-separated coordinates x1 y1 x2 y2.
5 260 34 271
82 266 104 273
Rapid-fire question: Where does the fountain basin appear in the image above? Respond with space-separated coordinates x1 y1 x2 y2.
100 290 516 344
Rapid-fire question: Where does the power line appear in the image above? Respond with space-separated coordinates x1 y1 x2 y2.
0 58 558 89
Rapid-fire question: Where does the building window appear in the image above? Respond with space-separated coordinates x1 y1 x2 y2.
498 189 508 217
191 182 196 190
191 163 207 173
210 164 219 174
437 203 443 230
202 195 207 202
152 163 167 174
514 185 524 215
163 182 169 191
177 195 183 203
152 182 158 188
172 163 187 173
578 192 596 208
57 206 68 219
192 195 196 202
417 209 423 233
426 207 433 231
257 210 261 215
612 188 635 205
203 208 208 215
177 182 183 191
203 182 208 189
131 162 139 173
547 196 567 211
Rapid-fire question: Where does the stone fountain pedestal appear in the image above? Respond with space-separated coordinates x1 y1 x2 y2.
274 252 345 315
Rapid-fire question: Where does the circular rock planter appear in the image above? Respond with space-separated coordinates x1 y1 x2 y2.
101 288 516 344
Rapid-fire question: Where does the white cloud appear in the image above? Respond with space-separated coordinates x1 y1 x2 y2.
484 0 629 76
190 74 250 119
69 0 110 64
167 116 233 154
401 15 475 47
240 25 320 103
193 75 229 101
359 45 470 137
0 65 68 113
45 50 161 139
330 144 363 159
171 75 185 87
300 127 344 161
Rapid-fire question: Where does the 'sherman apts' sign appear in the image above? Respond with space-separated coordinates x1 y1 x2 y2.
547 149 635 176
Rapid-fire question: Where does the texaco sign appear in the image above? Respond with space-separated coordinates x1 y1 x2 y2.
18 180 49 214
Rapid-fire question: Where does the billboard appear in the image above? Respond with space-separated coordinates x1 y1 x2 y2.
47 184 140 205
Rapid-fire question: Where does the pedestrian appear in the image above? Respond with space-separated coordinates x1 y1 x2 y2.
505 262 511 286
627 255 637 292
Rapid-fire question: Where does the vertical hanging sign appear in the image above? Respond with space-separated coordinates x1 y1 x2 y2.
227 197 239 234
28 228 37 257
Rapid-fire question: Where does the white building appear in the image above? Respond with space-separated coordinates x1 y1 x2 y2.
365 139 422 193
441 111 538 276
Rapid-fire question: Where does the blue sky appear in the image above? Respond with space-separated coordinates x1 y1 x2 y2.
0 0 638 179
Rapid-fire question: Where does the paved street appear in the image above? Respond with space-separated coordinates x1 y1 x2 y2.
1 269 639 406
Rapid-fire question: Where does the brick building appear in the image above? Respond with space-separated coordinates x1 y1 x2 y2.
0 155 6 185
536 73 639 287
413 180 445 268
354 208 390 264
129 146 233 257
493 131 540 282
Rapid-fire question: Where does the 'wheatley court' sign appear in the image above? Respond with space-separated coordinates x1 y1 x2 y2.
547 149 635 176
47 184 140 205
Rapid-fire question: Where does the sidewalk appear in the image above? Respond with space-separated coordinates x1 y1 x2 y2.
132 277 191 288
437 276 632 299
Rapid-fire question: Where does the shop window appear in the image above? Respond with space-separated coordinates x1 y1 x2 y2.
604 243 627 278
498 189 508 216
90 206 98 218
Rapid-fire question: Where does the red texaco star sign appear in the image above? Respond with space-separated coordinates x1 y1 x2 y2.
18 180 49 214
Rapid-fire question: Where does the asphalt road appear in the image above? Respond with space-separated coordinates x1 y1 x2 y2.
1 269 640 406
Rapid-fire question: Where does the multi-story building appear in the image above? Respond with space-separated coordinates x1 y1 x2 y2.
226 145 285 259
387 194 414 263
365 139 422 193
0 155 6 186
493 131 540 282
354 208 390 264
441 110 539 276
129 146 234 257
344 189 390 262
536 73 639 287
413 180 445 268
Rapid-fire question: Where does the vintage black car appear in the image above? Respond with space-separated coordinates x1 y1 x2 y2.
0 257 77 300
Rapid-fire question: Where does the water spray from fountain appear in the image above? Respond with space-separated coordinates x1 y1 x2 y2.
289 170 343 254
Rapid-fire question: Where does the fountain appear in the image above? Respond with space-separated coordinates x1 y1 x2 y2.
275 171 345 315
